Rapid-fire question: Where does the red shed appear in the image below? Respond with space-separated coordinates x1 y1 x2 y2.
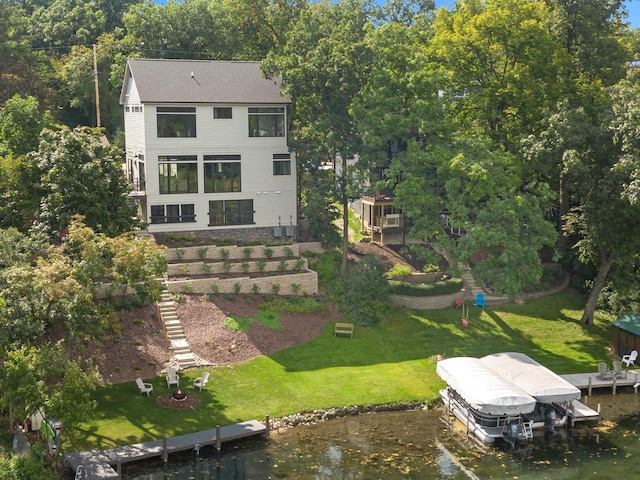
611 313 640 357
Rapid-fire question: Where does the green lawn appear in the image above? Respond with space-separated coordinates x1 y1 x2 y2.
65 290 614 451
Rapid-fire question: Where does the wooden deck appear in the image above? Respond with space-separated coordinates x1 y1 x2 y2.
560 369 640 394
64 419 267 479
559 368 640 425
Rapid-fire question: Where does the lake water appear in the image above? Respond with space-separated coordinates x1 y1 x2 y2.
124 392 640 479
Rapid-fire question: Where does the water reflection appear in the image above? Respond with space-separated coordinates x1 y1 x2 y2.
125 392 640 479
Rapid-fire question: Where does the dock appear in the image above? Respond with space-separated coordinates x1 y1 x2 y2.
561 369 640 395
559 369 640 425
64 419 267 479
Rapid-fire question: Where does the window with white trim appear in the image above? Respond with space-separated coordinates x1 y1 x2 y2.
214 107 232 119
204 155 241 192
158 155 198 194
157 106 196 137
150 204 195 224
273 153 291 175
208 199 254 226
248 107 285 137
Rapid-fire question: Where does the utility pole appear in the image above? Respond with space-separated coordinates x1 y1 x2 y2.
93 44 101 128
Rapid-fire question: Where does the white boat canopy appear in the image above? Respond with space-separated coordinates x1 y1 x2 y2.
480 352 581 404
436 357 536 416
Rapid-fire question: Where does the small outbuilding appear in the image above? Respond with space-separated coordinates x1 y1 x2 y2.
611 313 640 357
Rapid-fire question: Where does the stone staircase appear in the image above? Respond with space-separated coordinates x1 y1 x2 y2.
157 290 197 369
458 263 483 299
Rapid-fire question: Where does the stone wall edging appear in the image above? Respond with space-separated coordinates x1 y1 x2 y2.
390 278 569 310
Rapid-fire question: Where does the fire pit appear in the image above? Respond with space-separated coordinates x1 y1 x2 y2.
172 388 187 401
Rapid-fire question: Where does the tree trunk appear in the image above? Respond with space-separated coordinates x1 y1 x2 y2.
581 250 614 326
558 173 570 248
340 155 349 280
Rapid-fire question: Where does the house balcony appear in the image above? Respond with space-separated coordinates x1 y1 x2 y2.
129 179 146 198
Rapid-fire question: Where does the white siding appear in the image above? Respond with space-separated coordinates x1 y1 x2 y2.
139 103 296 233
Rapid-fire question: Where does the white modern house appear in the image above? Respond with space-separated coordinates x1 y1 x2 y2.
120 58 296 242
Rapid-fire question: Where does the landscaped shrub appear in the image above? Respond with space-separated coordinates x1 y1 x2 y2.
422 263 440 273
260 296 323 314
386 264 412 279
309 251 343 299
0 448 56 480
342 255 390 327
388 278 463 296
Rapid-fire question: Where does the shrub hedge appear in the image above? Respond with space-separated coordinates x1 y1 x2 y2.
389 277 463 297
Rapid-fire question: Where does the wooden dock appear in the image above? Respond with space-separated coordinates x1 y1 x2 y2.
559 369 640 425
64 419 267 479
560 369 640 395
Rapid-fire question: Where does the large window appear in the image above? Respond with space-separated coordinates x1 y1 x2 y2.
273 153 291 175
208 200 254 226
204 155 241 192
249 107 285 137
150 204 195 224
157 107 196 137
158 155 198 194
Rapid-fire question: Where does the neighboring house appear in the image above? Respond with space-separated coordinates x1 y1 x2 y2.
120 58 296 242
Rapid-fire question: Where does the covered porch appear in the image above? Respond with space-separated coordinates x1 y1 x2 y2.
360 195 404 244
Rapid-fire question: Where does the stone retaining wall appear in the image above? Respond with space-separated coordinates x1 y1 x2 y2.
390 277 570 310
165 270 318 296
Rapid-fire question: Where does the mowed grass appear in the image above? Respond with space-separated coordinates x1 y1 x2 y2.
66 290 614 451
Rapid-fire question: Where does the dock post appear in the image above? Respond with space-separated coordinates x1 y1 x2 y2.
216 425 221 451
613 376 617 395
265 415 270 437
588 376 592 397
163 437 168 463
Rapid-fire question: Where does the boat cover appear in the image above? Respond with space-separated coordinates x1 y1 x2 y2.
480 352 581 404
436 357 536 416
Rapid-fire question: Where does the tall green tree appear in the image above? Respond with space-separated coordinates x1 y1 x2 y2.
545 0 630 87
265 0 375 278
528 80 640 325
430 0 568 150
0 344 98 437
30 126 140 237
0 94 52 156
0 1 45 103
122 0 240 60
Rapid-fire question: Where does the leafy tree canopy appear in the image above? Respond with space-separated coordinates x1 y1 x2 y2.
29 126 140 237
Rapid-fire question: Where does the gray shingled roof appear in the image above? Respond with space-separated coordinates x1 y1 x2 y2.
121 58 289 105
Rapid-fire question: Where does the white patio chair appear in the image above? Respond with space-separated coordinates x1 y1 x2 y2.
166 368 180 388
597 362 613 380
194 371 210 392
622 350 638 367
136 377 154 396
